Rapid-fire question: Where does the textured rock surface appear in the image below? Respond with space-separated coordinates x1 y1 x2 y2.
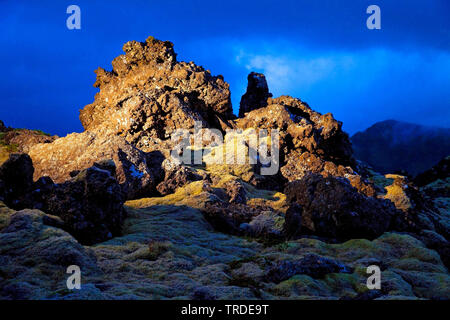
0 207 100 299
79 37 234 152
2 129 57 153
0 153 126 245
234 94 375 196
1 201 449 300
29 131 159 199
236 96 354 165
0 126 56 166
284 173 398 240
36 166 126 245
156 163 206 196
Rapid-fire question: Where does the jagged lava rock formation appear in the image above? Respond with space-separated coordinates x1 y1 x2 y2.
79 36 234 151
9 36 425 244
29 131 161 199
1 36 449 300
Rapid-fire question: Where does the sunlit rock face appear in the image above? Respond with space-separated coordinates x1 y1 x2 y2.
28 131 160 200
235 92 375 196
79 36 235 153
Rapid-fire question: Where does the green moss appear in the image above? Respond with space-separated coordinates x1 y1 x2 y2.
324 273 362 297
0 202 15 230
391 258 446 273
126 181 208 209
228 255 262 270
271 275 332 298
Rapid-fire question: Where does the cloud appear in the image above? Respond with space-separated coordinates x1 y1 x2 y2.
236 50 355 94
231 40 450 133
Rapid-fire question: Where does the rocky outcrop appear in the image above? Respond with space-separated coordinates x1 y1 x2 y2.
284 173 399 240
235 93 374 195
1 35 450 301
238 72 272 117
0 153 125 245
381 174 449 233
0 124 57 166
2 129 57 153
79 36 234 153
27 37 239 199
281 150 375 197
36 166 126 245
236 96 354 166
29 131 159 199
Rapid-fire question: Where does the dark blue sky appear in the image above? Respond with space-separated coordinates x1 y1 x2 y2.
1 0 449 136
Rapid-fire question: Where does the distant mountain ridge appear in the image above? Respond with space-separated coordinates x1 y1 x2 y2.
351 120 450 176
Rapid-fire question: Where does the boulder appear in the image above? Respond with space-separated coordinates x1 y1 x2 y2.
202 202 278 235
281 150 375 196
246 211 284 238
157 163 206 196
38 166 126 245
266 254 353 283
284 173 398 240
382 174 450 246
221 179 247 204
